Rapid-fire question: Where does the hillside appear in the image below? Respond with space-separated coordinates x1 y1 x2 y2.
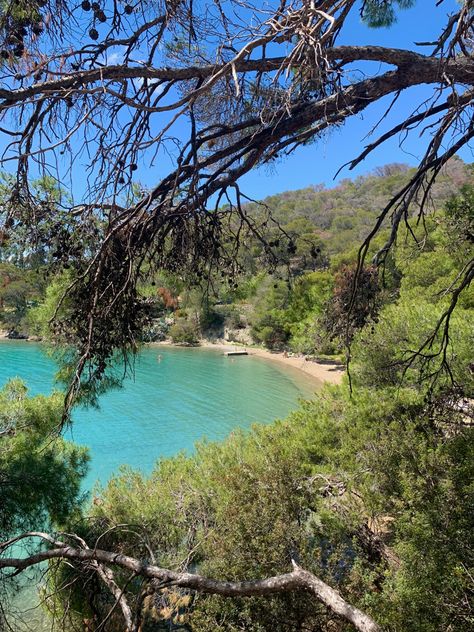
150 157 473 353
249 156 471 256
1 157 472 351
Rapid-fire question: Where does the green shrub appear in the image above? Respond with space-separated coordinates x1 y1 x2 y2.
168 319 200 345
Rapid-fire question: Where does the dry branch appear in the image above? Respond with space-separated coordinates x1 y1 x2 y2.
0 533 382 632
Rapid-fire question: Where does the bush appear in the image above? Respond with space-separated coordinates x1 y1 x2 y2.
226 309 246 330
168 318 200 345
251 313 289 350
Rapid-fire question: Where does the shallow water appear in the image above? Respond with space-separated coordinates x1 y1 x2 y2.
0 342 316 488
1 341 317 628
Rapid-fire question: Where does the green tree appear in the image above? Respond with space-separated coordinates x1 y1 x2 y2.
0 263 45 332
0 379 88 536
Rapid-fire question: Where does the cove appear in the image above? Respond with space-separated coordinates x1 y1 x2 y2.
0 341 316 489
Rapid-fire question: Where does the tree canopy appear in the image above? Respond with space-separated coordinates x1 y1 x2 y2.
1 3 474 631
0 0 473 404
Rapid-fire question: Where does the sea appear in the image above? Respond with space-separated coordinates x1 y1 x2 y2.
0 341 317 488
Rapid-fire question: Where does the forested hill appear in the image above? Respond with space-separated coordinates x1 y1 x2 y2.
247 156 472 256
0 157 472 350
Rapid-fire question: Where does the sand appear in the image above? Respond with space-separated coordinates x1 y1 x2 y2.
197 341 344 385
0 330 344 386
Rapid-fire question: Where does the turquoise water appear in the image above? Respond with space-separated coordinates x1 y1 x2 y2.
0 342 316 489
1 342 317 629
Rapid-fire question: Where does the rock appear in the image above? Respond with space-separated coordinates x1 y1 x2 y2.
6 330 29 340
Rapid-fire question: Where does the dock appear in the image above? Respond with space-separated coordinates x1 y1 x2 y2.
225 350 248 356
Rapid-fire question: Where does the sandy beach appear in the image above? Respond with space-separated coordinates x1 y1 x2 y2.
190 340 344 385
0 330 344 386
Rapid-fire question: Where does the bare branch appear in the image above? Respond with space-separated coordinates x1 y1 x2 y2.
0 533 382 632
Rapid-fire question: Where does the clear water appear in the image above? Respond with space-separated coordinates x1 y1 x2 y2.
0 341 317 489
1 342 317 628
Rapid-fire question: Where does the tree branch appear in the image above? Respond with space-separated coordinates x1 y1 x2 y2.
0 534 382 632
0 47 471 108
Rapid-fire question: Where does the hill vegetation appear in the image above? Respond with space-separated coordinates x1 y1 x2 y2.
2 157 471 359
1 159 473 632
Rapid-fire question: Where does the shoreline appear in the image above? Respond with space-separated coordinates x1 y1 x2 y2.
0 331 344 386
153 339 344 386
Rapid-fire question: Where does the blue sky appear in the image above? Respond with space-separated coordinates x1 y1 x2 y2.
1 0 469 204
234 0 472 200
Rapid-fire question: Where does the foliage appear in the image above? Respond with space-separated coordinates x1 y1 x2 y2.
168 318 200 345
1 165 474 632
362 0 416 28
445 183 474 251
0 378 88 630
250 278 290 349
353 207 474 394
0 262 44 331
0 379 88 536
249 160 469 258
41 183 474 631
250 271 334 353
51 378 472 632
284 271 334 353
0 0 44 61
353 300 472 391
